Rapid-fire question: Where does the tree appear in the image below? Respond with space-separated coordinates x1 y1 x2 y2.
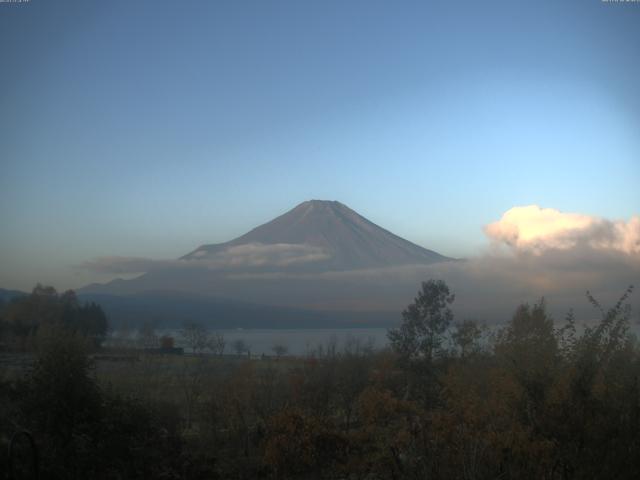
20 327 103 477
494 300 558 388
387 279 455 362
60 294 108 346
272 343 288 359
208 331 226 356
15 326 184 478
2 285 108 350
494 300 558 442
3 285 61 340
452 319 484 358
180 321 209 355
138 321 158 349
233 339 249 356
263 408 347 478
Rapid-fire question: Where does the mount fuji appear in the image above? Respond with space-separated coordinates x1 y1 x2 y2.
79 201 454 327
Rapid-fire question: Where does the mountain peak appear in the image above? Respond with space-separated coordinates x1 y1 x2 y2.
295 199 346 212
299 199 341 206
292 200 354 221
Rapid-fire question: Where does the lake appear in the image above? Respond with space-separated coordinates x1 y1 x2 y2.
108 327 391 356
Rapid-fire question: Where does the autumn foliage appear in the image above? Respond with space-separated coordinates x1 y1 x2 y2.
1 282 638 479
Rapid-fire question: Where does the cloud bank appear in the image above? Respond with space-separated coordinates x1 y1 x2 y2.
198 243 331 268
81 243 330 274
485 205 640 255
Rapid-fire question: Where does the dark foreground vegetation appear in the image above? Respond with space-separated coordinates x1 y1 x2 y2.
0 282 638 479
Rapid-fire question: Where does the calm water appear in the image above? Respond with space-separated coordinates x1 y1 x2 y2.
110 328 391 356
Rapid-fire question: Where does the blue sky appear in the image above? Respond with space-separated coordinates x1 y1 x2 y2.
1 0 639 291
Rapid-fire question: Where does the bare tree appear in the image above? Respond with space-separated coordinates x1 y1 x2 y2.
180 321 209 355
272 343 288 359
138 321 158 350
232 338 249 357
343 334 375 357
208 331 226 356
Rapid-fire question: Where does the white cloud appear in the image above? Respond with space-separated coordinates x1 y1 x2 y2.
211 243 331 267
484 205 640 255
81 243 331 274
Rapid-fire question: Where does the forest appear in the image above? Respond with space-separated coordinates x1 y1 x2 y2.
0 281 638 479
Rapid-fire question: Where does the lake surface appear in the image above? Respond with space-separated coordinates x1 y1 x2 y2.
109 328 391 356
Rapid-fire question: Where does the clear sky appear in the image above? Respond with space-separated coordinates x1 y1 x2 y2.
1 0 639 291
